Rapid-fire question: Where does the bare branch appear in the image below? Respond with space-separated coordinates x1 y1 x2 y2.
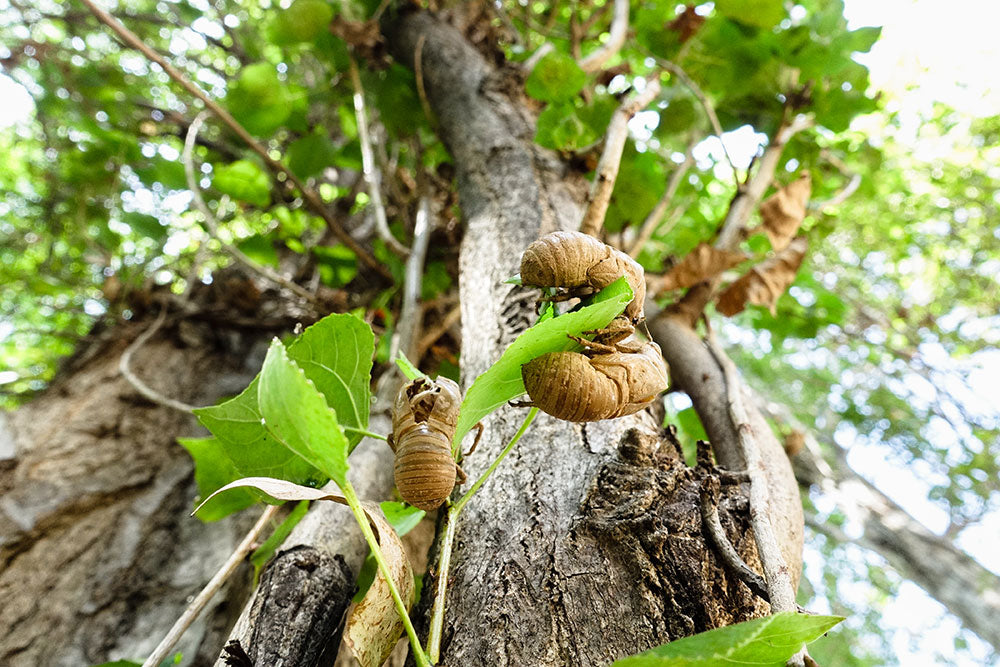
119 307 198 414
523 42 555 73
183 112 320 304
78 0 390 279
810 150 861 213
142 504 281 667
657 58 740 181
628 138 696 257
579 78 662 237
348 56 410 258
417 303 462 359
578 0 629 73
705 331 797 614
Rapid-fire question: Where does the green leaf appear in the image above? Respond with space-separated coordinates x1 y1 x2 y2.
452 277 633 449
286 313 374 450
395 352 426 380
286 129 339 179
179 436 258 521
379 501 425 537
841 26 882 54
714 0 786 29
237 234 279 268
313 244 359 287
268 0 333 45
226 64 293 136
213 160 271 208
250 499 311 581
535 102 588 150
612 612 844 666
258 339 351 485
525 52 587 103
122 212 167 240
194 379 325 489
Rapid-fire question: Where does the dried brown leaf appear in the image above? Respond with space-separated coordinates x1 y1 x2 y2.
330 17 387 65
345 503 415 667
715 237 808 317
194 477 415 667
783 430 806 457
659 243 747 291
759 174 811 251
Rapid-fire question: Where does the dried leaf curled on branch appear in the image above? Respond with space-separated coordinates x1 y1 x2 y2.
757 174 812 251
716 237 808 317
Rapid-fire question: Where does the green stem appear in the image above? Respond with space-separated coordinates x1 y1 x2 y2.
426 408 539 662
341 482 431 667
341 425 388 441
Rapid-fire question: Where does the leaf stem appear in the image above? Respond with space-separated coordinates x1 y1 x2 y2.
426 408 539 662
341 482 431 667
341 425 388 441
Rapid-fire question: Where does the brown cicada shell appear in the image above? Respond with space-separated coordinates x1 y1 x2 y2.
520 337 668 422
387 376 469 511
519 230 647 325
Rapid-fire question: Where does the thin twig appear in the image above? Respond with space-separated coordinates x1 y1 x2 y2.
413 35 435 128
78 0 389 279
183 112 319 304
699 475 770 602
142 504 280 667
416 303 462 359
705 331 797 614
810 150 861 212
391 196 432 364
578 0 629 73
523 42 555 72
579 79 662 237
119 306 198 413
348 55 409 258
628 139 696 257
658 58 740 181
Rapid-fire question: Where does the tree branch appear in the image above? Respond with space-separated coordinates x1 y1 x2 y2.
348 56 410 258
78 0 390 279
183 112 320 304
119 306 198 413
578 0 629 73
579 79 662 237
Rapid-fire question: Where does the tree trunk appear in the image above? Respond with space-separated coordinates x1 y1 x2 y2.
385 12 781 665
0 296 283 666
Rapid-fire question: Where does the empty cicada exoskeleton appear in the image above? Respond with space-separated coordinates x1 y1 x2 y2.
387 376 482 511
519 230 647 329
518 336 668 422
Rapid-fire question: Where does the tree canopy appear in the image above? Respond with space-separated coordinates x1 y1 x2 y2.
1 0 997 664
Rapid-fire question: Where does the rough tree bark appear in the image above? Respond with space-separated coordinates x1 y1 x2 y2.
0 287 285 666
385 11 790 665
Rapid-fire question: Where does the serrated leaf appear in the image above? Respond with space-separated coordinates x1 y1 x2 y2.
714 0 785 29
659 243 748 291
453 277 632 449
525 52 587 103
258 339 350 485
178 436 258 521
758 175 811 251
716 237 808 317
612 612 844 666
194 379 326 489
286 313 374 450
213 159 271 208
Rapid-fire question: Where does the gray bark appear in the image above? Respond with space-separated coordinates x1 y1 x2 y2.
0 309 272 666
386 12 775 666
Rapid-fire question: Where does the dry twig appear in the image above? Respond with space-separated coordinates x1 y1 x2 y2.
183 112 319 304
119 306 197 413
142 504 281 667
578 0 629 73
628 138 696 257
349 56 410 258
579 79 662 237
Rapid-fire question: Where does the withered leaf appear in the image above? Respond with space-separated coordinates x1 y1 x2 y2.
759 174 811 251
330 17 386 65
659 243 747 291
716 237 808 317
